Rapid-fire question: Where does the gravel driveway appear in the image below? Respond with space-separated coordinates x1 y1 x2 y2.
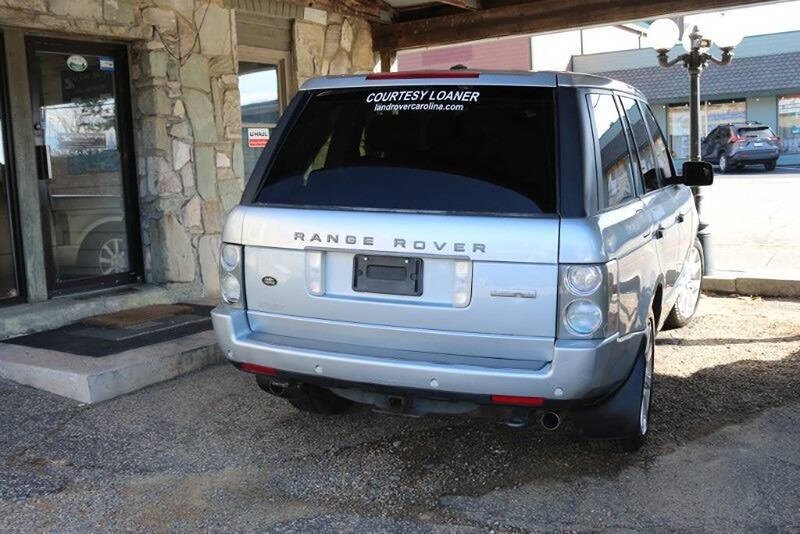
1 295 799 532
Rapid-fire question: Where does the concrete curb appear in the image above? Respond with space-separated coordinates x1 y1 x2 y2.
703 273 800 298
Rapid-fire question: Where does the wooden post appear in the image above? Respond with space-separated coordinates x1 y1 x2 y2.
379 49 395 72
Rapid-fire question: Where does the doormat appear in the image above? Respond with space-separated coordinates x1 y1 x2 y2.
5 303 214 357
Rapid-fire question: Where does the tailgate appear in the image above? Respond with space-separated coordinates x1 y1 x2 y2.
239 207 559 361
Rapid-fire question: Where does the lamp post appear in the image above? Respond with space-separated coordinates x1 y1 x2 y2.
647 18 743 275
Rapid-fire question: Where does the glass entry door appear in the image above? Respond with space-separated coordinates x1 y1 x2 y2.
0 35 23 304
28 39 141 295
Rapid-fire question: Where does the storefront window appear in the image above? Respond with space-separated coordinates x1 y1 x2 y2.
778 95 800 154
667 101 746 159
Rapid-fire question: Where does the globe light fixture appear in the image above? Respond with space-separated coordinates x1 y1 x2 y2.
650 16 743 276
712 16 744 49
646 18 680 51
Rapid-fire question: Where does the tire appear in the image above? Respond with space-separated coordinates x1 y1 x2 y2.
718 153 729 173
664 238 704 329
613 312 655 452
255 376 353 414
574 311 655 452
764 161 777 171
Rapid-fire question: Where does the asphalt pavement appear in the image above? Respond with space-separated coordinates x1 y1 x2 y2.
707 165 800 275
1 294 799 532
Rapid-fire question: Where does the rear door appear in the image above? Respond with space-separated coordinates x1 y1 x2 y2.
239 83 560 361
620 96 684 294
701 126 719 161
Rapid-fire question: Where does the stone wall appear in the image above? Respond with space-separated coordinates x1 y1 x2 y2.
294 9 376 88
0 0 245 297
131 1 243 297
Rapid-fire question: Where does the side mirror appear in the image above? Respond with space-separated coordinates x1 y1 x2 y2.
680 161 713 186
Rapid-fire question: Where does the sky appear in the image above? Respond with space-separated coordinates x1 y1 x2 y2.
683 1 800 37
239 69 278 107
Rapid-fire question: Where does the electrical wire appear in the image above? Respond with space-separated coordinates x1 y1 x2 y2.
153 0 212 66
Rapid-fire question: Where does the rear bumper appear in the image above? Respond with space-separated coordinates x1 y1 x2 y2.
729 150 779 162
211 306 645 401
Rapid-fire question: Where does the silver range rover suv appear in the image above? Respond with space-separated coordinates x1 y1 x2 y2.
212 70 713 450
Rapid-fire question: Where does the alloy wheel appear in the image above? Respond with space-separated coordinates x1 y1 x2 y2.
676 245 702 318
98 237 127 275
639 318 655 435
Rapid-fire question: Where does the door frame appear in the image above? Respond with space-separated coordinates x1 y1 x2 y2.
0 31 26 306
26 36 143 297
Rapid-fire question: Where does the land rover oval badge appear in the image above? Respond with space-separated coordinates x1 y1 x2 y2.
262 276 278 286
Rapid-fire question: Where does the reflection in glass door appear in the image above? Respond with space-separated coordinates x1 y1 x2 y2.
239 62 284 179
29 39 141 295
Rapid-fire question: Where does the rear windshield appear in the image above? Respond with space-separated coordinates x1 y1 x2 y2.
736 126 775 139
254 86 557 215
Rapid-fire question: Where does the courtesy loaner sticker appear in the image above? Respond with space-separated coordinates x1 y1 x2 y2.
366 89 480 103
366 89 479 112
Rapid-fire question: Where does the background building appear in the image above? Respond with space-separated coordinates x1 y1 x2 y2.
399 22 800 166
574 31 800 165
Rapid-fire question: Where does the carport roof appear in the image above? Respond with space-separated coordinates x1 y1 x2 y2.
594 51 800 102
245 0 777 52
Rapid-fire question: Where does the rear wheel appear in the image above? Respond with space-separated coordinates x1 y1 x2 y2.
613 313 655 452
764 161 777 171
718 153 729 173
664 238 704 329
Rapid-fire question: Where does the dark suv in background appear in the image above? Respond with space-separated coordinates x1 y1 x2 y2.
701 121 780 172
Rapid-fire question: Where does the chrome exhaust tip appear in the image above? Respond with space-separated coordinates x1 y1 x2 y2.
267 380 290 397
505 415 528 428
540 412 561 431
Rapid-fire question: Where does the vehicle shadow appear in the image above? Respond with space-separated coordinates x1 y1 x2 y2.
270 347 800 504
657 334 800 346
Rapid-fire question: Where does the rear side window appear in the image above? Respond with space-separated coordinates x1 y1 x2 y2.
588 94 635 209
620 97 660 193
642 105 674 180
254 86 557 215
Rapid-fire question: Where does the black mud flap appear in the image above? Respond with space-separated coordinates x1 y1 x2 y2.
573 351 645 440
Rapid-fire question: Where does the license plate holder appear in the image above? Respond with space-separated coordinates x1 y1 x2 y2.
353 255 423 296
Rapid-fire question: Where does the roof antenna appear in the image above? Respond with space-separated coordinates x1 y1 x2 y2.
450 64 468 70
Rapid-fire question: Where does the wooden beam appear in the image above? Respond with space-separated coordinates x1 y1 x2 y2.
435 0 481 9
283 0 396 23
375 0 776 49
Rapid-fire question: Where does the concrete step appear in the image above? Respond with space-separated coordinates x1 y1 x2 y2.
0 330 222 403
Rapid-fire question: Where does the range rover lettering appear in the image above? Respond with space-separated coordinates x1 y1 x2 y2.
212 70 713 451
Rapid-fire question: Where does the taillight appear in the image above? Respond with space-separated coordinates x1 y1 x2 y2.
557 261 618 340
729 134 743 144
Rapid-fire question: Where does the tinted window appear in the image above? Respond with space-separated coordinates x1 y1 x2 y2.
621 97 660 192
255 86 557 214
589 94 635 209
643 105 674 180
737 126 776 139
